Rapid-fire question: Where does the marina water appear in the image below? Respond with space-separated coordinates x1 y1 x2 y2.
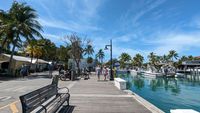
116 73 200 113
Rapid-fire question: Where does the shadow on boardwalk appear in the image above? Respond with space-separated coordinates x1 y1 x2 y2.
58 105 75 113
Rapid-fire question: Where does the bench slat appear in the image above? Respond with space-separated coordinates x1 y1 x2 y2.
19 75 70 113
20 84 58 113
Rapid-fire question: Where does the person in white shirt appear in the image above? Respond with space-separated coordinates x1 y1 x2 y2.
96 65 101 80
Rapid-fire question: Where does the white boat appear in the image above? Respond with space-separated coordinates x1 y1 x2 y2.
175 73 185 78
170 109 199 113
143 71 164 77
165 73 176 77
130 70 142 75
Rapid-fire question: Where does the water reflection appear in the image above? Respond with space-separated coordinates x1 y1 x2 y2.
118 74 200 95
132 75 144 90
118 74 182 94
149 78 181 95
117 73 200 112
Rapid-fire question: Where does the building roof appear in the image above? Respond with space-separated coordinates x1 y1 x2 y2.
2 54 48 64
182 60 200 66
3 54 31 62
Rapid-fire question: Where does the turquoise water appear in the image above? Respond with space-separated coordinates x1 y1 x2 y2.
116 73 200 113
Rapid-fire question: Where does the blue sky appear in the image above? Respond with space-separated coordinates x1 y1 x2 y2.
1 0 200 61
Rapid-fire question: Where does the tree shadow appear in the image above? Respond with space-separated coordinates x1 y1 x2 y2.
58 105 75 113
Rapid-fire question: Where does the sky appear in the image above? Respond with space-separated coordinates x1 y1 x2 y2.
1 0 200 61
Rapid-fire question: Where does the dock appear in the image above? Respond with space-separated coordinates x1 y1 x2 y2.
62 73 163 113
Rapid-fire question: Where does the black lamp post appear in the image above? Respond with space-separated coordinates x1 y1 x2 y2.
105 39 114 81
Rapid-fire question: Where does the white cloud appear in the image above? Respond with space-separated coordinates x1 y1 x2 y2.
113 34 137 42
64 0 102 20
148 32 200 55
189 16 200 29
30 0 103 33
42 33 65 46
38 18 101 33
132 0 166 24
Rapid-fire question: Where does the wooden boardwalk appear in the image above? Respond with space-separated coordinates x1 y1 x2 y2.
62 74 152 113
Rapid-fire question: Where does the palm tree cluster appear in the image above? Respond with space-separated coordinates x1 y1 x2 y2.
132 54 144 68
147 50 200 71
116 50 197 70
0 2 95 75
0 2 43 74
119 53 131 69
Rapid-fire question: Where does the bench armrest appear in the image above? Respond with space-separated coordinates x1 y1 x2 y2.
57 87 69 93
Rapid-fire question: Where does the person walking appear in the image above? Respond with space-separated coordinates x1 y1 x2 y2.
48 63 53 77
20 64 25 78
96 65 101 81
20 64 28 78
58 65 64 75
103 66 108 81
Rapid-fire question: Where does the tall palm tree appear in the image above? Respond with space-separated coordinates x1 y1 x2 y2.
25 40 37 64
148 52 156 65
0 2 43 74
97 49 105 65
84 44 94 58
148 52 161 72
168 50 178 61
119 52 131 69
0 9 15 53
132 53 144 68
188 55 193 61
162 54 169 63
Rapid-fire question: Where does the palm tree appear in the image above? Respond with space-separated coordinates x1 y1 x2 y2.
188 55 193 61
119 52 131 69
97 49 105 65
25 40 44 71
148 52 162 72
84 44 94 58
0 9 15 53
0 2 43 74
25 40 37 64
162 54 169 63
148 52 156 65
132 53 144 68
168 50 178 61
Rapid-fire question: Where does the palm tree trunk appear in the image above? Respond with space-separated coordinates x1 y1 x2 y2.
0 38 8 54
8 38 17 75
75 60 80 81
36 56 39 72
101 58 103 67
30 49 33 70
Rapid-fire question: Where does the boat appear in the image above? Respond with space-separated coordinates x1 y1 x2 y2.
175 73 185 78
170 109 199 113
130 70 142 75
143 71 164 77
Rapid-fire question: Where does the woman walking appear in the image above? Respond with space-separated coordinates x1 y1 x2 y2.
96 65 101 81
103 66 108 81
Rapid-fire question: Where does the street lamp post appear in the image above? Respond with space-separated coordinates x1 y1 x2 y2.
105 39 114 81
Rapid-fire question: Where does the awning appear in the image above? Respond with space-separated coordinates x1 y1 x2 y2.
29 59 49 64
0 60 9 63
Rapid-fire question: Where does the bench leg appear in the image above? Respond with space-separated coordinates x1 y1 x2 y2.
67 98 69 106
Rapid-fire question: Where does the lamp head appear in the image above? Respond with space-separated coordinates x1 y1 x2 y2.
104 46 108 50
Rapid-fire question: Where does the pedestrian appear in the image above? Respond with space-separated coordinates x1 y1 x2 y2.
20 64 27 78
58 65 64 75
103 66 108 81
20 64 24 78
49 63 53 77
96 65 101 81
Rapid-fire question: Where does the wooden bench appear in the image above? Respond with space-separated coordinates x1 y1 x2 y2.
19 75 70 113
